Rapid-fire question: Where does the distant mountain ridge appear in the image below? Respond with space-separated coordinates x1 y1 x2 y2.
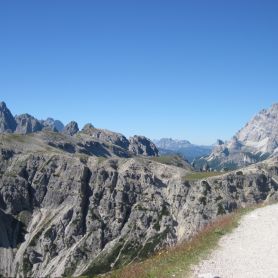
0 101 158 157
153 138 191 149
195 103 278 170
153 138 212 162
0 101 64 134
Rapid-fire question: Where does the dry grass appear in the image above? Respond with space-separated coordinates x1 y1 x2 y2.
100 206 258 278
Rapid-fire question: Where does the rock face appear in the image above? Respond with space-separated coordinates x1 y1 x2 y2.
41 118 64 132
0 102 17 133
129 135 159 156
80 125 159 157
15 114 43 134
236 103 278 154
154 138 212 162
0 138 277 277
0 102 65 135
63 121 79 136
81 124 130 150
81 123 95 133
196 103 278 170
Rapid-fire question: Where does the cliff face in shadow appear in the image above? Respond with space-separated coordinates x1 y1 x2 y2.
0 210 26 248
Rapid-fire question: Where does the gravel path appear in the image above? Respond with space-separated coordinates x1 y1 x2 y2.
192 203 278 278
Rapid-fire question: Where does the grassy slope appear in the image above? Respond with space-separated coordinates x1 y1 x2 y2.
150 155 225 180
184 171 224 181
98 206 257 278
150 155 191 170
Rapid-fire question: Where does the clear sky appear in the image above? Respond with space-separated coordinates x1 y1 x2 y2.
0 0 277 144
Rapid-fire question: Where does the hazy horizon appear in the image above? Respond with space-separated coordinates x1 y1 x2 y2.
1 1 277 144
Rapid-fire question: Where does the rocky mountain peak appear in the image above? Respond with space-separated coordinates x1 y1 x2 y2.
0 101 17 133
41 117 64 132
216 139 224 145
63 121 79 136
129 135 159 156
197 103 278 171
235 103 278 154
81 123 95 134
15 114 43 134
269 102 278 111
0 101 7 109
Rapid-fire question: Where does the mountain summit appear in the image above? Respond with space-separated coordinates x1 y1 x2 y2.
236 103 278 154
196 103 278 170
0 101 17 133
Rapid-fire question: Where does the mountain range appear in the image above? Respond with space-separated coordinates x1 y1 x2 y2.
0 101 158 158
0 101 277 277
153 138 212 162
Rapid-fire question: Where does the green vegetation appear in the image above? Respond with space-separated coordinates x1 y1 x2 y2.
97 205 259 278
2 133 28 143
22 255 32 276
83 242 125 276
184 171 223 181
150 155 190 169
217 203 226 215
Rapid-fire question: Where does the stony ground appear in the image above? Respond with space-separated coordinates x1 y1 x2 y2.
192 203 278 278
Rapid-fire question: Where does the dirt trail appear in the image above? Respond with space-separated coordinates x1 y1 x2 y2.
192 203 278 278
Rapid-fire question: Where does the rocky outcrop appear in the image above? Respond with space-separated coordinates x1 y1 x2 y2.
0 136 277 277
196 103 278 170
81 124 130 150
81 123 95 133
129 135 159 156
0 102 17 133
80 126 159 157
15 114 43 134
63 121 79 136
41 118 64 132
236 103 278 154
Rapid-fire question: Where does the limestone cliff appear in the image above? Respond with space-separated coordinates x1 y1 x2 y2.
0 132 277 277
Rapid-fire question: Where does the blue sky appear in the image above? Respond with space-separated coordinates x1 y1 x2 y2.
0 0 277 144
